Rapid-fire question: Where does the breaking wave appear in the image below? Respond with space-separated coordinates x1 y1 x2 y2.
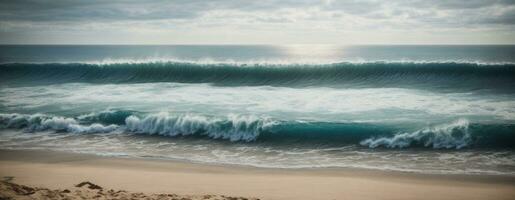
1 112 514 149
0 113 118 134
125 113 276 142
360 119 471 149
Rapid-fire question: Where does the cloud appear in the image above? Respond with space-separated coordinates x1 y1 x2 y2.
0 0 514 44
0 0 205 21
1 0 513 24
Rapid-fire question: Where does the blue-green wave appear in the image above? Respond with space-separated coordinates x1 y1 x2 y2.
1 112 514 149
1 61 515 92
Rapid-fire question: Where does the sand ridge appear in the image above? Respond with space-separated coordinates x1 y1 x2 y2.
0 179 258 200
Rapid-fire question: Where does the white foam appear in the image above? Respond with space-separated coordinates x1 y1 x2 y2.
2 112 279 141
360 119 471 149
125 113 276 142
3 83 514 123
0 113 119 134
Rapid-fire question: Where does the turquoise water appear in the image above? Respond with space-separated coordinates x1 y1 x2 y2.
0 45 514 175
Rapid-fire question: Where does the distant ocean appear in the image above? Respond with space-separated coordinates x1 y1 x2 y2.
1 45 514 175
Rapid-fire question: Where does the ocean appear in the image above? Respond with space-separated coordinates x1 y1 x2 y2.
0 45 514 175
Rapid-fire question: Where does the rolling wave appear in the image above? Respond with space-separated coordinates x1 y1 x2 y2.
0 113 118 134
360 119 471 149
1 112 514 149
125 113 276 142
1 61 515 92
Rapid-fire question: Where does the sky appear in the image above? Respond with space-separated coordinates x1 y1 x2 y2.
0 0 514 44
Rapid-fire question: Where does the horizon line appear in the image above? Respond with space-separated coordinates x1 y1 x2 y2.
1 43 515 46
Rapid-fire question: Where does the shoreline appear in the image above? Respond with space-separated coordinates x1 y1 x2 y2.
0 149 514 200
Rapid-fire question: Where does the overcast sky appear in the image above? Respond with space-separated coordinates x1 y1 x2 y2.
0 0 514 44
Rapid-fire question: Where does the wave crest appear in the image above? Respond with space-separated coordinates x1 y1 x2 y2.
2 113 514 148
0 113 118 134
125 113 277 142
360 119 471 149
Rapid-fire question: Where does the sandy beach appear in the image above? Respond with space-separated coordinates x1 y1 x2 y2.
0 149 513 200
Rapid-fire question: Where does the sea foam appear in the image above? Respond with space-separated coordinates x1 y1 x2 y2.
0 113 118 134
360 119 471 149
125 113 276 142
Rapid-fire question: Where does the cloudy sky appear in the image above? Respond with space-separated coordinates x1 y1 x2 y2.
0 0 514 44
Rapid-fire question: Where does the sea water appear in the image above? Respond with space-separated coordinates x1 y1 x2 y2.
0 45 514 175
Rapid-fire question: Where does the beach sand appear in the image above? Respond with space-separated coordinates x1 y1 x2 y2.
0 150 513 200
